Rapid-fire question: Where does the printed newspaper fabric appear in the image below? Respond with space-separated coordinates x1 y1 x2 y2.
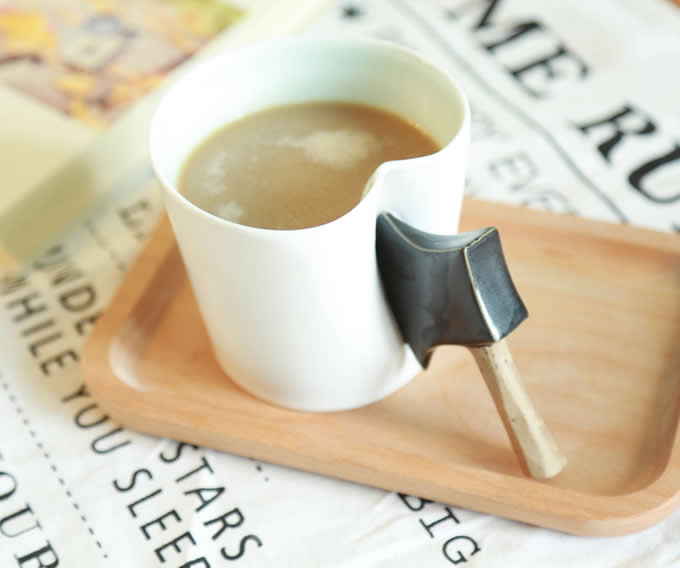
1 1 679 566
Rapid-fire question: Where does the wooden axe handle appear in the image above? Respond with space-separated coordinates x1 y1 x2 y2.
469 339 567 479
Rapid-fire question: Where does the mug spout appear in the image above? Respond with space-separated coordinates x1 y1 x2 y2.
367 117 469 236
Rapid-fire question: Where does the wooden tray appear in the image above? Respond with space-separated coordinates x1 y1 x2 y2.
82 198 680 536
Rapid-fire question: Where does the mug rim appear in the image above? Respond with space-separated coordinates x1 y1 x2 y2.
149 36 470 236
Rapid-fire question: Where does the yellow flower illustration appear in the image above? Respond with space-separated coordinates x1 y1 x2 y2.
56 72 96 97
0 9 57 55
87 0 116 13
69 98 107 129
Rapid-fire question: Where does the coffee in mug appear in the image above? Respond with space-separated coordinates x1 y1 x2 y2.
150 38 470 411
178 101 440 230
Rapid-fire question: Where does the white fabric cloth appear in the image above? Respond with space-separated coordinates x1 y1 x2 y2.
2 1 679 566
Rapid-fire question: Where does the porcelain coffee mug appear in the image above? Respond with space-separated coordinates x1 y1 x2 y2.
150 37 470 411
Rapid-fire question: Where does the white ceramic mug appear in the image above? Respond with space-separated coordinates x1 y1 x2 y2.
150 37 470 411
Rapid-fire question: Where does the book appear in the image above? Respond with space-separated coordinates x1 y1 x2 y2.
0 0 328 267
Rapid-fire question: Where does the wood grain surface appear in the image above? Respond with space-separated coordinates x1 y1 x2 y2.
82 197 680 536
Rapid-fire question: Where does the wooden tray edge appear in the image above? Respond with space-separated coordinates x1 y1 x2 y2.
81 202 680 537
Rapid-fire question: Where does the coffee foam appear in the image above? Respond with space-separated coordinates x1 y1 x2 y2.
215 200 245 222
202 152 228 195
277 129 381 169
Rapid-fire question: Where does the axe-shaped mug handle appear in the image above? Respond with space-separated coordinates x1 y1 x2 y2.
375 213 567 479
